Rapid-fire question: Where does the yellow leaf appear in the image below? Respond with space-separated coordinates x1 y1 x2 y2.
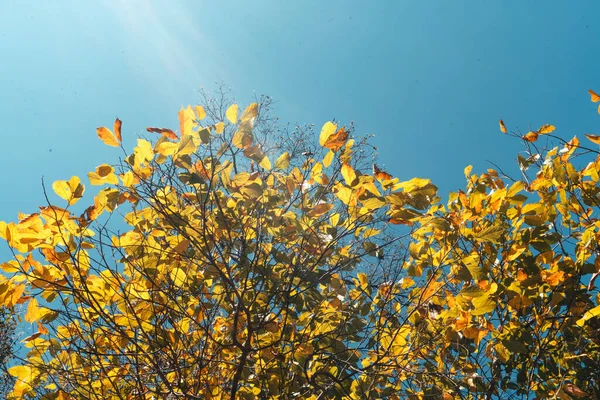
226 104 239 124
537 124 555 134
576 304 600 327
589 89 600 102
471 294 496 315
361 197 386 210
175 135 198 158
585 134 600 145
8 365 34 382
233 130 254 149
215 122 225 134
194 105 206 120
499 119 507 133
464 165 472 178
88 165 119 186
275 152 290 170
241 103 258 122
155 141 178 156
170 268 187 286
357 272 368 291
134 139 155 163
319 121 338 147
178 106 196 136
341 164 357 186
120 171 136 187
52 176 84 205
25 298 40 323
259 156 271 170
323 150 334 168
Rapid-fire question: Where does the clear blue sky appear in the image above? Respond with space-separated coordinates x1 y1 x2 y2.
1 1 600 228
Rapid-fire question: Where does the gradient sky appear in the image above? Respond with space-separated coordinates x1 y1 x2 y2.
1 1 600 247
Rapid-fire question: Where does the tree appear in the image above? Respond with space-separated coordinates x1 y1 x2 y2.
0 306 16 397
1 88 600 399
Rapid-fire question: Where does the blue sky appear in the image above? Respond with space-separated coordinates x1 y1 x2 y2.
1 1 600 232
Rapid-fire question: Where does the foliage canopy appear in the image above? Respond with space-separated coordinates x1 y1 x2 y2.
1 90 600 399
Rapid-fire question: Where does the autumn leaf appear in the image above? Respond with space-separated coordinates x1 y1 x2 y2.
275 152 290 170
537 124 555 134
522 124 555 142
563 383 589 398
585 134 600 145
96 119 122 147
147 127 178 140
499 119 507 133
88 164 119 186
8 365 34 382
373 164 393 180
319 121 338 147
589 89 600 102
113 118 122 142
52 176 85 205
322 127 349 151
341 163 357 186
25 298 40 323
178 106 196 136
523 131 538 142
194 105 206 120
226 104 239 124
241 103 258 122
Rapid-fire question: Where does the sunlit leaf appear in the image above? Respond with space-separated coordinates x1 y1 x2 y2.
226 104 239 124
147 127 178 140
319 121 337 147
576 304 600 327
88 164 119 186
341 163 357 186
585 134 600 145
52 176 84 205
275 152 290 170
178 105 196 136
499 119 507 133
323 127 349 151
241 103 258 122
373 164 393 181
194 105 206 120
523 131 538 142
537 124 555 134
25 298 40 323
96 119 122 147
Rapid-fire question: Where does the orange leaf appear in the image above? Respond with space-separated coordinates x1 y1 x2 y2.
522 131 538 142
373 164 393 180
585 134 600 145
499 119 507 133
323 127 349 151
113 118 122 142
96 125 120 147
589 89 600 102
147 127 178 140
